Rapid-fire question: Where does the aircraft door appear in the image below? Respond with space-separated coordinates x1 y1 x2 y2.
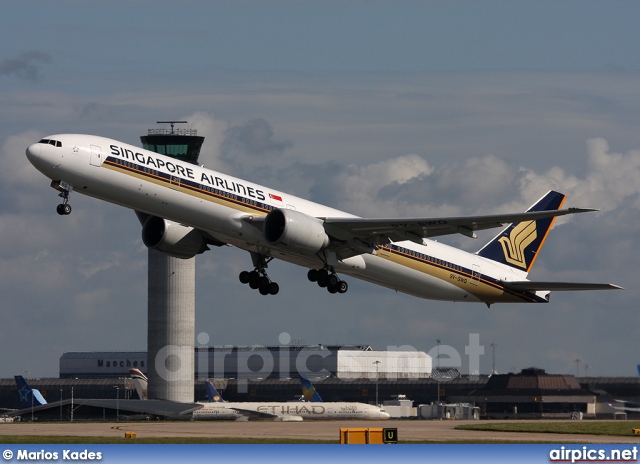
471 264 481 286
90 145 103 167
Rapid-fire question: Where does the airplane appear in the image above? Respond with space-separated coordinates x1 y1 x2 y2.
14 375 47 409
192 382 390 421
25 134 621 306
127 369 351 420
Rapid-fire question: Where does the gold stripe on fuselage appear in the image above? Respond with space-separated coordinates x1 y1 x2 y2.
102 159 270 216
377 245 534 303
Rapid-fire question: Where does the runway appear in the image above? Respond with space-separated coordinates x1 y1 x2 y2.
1 420 639 443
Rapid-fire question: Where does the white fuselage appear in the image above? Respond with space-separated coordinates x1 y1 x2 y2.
192 401 390 421
26 134 545 304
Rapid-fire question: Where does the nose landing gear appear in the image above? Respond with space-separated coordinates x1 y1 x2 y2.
56 189 72 215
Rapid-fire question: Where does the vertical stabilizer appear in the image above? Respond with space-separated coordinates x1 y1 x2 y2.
129 368 148 400
300 377 323 402
205 381 225 402
14 376 47 409
476 190 566 275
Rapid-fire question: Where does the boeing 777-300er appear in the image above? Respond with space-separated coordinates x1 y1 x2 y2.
26 134 621 306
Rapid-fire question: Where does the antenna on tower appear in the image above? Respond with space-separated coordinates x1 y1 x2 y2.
156 120 188 134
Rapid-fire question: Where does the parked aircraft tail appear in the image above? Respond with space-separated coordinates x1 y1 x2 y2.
205 381 225 403
300 377 323 402
129 368 148 400
476 190 566 275
14 376 47 409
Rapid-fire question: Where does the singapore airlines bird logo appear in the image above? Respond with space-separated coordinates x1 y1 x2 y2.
498 221 537 269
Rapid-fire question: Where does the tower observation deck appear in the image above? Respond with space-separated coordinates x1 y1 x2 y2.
140 121 204 165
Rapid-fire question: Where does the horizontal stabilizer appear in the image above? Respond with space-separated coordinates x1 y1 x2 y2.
501 281 623 291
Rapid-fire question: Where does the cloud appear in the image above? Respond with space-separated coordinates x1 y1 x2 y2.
0 51 51 82
224 118 292 158
517 137 640 212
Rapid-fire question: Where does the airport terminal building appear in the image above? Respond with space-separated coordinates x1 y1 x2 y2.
59 345 432 380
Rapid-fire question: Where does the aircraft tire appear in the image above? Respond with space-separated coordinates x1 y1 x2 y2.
269 282 279 295
259 286 270 295
239 271 250 284
327 284 338 294
57 204 71 215
307 269 318 282
248 271 260 289
317 278 327 288
337 281 348 293
327 274 339 287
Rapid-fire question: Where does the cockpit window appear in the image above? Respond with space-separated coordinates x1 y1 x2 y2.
38 139 62 148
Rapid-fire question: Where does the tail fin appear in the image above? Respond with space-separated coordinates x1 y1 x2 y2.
129 368 148 400
300 377 323 402
14 376 47 409
476 190 566 275
205 381 225 402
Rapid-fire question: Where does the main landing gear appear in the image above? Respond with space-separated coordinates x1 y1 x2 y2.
307 268 348 294
239 253 279 296
56 189 72 216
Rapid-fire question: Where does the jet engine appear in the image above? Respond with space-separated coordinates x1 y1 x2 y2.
263 208 330 253
141 216 208 259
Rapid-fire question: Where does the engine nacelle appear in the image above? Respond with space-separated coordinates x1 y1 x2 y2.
141 216 208 259
264 208 330 253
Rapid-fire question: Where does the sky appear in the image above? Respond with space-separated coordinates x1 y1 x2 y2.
1 0 639 380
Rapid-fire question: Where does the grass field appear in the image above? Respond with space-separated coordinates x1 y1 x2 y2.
456 421 640 437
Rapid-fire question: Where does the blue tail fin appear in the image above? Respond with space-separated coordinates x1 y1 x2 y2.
637 364 640 377
205 381 225 402
476 190 566 275
14 376 47 409
300 377 323 402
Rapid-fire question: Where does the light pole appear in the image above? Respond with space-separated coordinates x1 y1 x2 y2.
114 386 120 422
436 340 441 404
490 343 497 375
373 360 381 406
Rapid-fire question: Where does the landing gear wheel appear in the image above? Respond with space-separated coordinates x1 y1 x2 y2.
56 203 71 215
259 285 270 295
337 280 348 294
327 284 338 294
248 271 261 289
268 282 279 295
307 269 318 282
327 274 339 287
317 278 327 288
239 271 251 284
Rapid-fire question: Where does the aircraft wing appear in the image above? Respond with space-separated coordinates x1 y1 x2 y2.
321 207 596 244
225 407 280 420
502 281 623 291
225 407 302 421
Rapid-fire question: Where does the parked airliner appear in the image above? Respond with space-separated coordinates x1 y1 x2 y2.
191 383 389 421
127 369 387 420
26 134 620 306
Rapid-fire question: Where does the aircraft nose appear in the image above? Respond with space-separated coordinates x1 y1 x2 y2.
26 143 41 162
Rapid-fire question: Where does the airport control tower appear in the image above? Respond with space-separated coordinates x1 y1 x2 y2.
139 121 204 403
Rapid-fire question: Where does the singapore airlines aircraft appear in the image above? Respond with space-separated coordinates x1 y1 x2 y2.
26 134 620 306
